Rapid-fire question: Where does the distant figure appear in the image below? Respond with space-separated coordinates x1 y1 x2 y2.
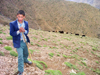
9 10 32 75
59 31 64 34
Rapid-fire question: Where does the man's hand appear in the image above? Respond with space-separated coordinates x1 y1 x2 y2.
19 27 25 32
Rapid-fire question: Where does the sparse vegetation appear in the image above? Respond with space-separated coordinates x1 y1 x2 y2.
95 61 99 64
0 31 2 34
43 38 48 41
0 25 100 75
91 68 100 74
0 38 2 40
33 37 37 40
28 59 48 70
81 61 87 66
70 72 86 75
35 44 41 47
92 46 98 51
50 47 58 49
45 70 62 75
0 41 3 44
78 62 83 66
30 42 33 45
0 51 4 56
57 54 60 56
95 68 100 74
64 38 71 41
29 49 34 54
64 62 79 70
49 53 54 57
63 54 69 58
4 46 12 51
43 44 48 47
91 51 95 55
10 51 18 57
6 36 12 40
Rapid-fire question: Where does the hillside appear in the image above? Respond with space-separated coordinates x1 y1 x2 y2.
66 0 100 9
0 24 100 75
0 0 100 38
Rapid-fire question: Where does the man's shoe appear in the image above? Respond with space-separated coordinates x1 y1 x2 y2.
18 72 23 75
25 61 32 65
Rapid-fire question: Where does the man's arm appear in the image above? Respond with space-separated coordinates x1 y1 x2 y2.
10 23 19 37
24 22 29 35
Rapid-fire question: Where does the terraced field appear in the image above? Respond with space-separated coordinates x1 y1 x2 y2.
0 24 100 75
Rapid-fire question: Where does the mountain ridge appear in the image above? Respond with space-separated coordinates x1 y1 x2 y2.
66 0 100 9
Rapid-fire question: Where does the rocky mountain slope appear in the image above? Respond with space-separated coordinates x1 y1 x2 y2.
0 24 100 75
0 0 100 38
66 0 100 9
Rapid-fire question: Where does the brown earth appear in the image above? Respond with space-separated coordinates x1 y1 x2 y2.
0 24 100 75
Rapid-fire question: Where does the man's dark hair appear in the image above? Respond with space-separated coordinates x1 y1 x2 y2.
17 10 25 16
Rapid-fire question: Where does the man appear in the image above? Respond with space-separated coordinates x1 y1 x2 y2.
9 10 32 75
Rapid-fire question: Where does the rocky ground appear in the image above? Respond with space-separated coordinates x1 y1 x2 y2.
0 24 100 75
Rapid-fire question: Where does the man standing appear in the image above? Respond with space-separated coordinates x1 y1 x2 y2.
9 10 32 75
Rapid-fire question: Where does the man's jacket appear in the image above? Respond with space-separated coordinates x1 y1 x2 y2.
9 20 30 48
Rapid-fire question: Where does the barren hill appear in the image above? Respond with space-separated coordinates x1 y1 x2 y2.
66 0 100 9
0 24 100 75
0 0 100 38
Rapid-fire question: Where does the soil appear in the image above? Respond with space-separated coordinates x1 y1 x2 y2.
0 25 100 75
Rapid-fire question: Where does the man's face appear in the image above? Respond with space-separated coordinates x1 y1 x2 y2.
17 14 25 22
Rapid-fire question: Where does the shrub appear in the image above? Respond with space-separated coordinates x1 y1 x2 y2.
43 38 48 41
95 61 99 64
91 68 100 74
0 51 4 56
49 53 54 57
0 38 2 40
34 61 43 69
38 61 48 68
0 41 3 44
29 49 34 54
95 68 100 74
35 44 41 47
78 62 83 66
43 45 47 47
0 31 2 34
57 54 60 56
81 61 87 66
64 38 71 41
6 36 12 40
28 59 48 70
63 54 68 58
4 46 12 51
76 47 79 50
45 70 62 75
70 72 86 75
91 51 95 54
64 62 78 70
52 47 58 49
30 42 33 45
3 33 6 34
33 37 37 40
49 46 58 49
92 47 98 51
10 51 18 57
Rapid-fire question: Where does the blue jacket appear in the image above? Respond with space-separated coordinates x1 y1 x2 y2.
9 20 30 48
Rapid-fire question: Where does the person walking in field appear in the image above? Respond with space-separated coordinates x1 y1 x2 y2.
9 10 32 75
